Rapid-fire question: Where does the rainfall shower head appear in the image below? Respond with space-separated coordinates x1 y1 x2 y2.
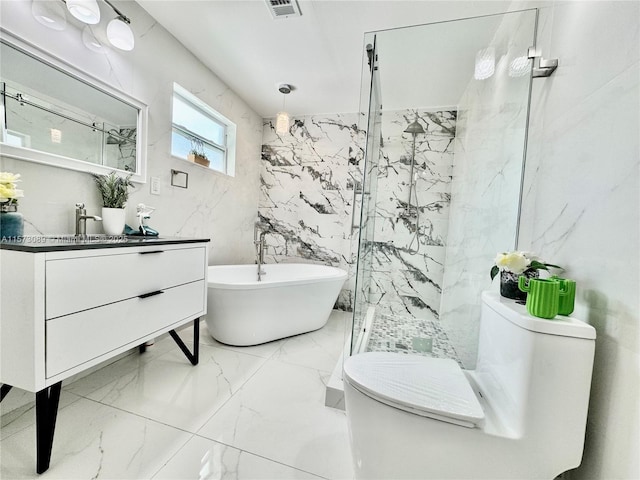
404 120 425 135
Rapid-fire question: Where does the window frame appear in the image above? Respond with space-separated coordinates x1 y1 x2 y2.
171 83 236 176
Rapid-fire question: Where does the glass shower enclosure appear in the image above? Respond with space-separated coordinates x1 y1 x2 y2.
351 10 538 369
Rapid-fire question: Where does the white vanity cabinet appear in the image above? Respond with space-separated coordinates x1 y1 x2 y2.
0 238 209 473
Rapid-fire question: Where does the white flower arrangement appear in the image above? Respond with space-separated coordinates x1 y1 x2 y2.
490 251 561 281
0 172 24 206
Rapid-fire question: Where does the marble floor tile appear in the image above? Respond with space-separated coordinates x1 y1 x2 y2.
152 435 323 480
73 344 268 432
197 360 354 480
0 395 191 480
199 320 288 359
0 390 80 441
270 310 350 373
1 310 353 479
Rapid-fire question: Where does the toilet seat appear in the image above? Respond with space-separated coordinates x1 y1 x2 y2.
343 352 484 428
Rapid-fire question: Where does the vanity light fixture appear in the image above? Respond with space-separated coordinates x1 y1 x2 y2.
276 84 292 135
31 0 134 51
474 46 495 80
65 0 100 24
31 0 67 31
106 15 134 51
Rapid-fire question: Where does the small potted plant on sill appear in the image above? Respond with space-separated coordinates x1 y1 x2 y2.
93 171 134 236
490 251 561 301
187 138 210 168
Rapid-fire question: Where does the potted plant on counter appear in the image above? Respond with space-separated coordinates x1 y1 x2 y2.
93 171 133 235
490 251 562 301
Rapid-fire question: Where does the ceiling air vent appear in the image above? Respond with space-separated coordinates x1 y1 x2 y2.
265 0 302 19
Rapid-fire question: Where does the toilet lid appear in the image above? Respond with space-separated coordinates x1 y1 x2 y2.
344 352 484 428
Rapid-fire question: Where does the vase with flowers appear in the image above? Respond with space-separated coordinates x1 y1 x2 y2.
0 172 25 239
490 251 561 301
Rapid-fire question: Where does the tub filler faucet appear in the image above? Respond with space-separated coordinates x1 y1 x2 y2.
75 203 102 237
254 227 268 281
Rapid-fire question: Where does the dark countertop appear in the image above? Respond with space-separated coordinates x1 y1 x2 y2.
0 235 210 253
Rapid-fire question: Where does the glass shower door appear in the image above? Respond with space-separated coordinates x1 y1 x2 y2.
351 34 382 355
350 9 538 367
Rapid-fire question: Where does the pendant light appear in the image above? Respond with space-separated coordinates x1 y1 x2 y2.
66 0 100 24
276 84 292 135
107 16 134 51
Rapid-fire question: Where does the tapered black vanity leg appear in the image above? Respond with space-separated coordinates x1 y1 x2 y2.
35 381 62 474
139 344 147 354
169 318 200 366
0 384 13 402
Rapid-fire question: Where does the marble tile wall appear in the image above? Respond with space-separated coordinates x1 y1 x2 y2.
0 0 264 267
259 113 366 310
368 109 456 324
259 108 456 324
516 2 639 478
439 9 537 368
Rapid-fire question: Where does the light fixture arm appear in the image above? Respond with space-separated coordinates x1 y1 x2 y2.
60 0 131 24
101 0 130 24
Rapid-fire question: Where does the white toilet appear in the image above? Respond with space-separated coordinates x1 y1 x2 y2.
343 291 596 479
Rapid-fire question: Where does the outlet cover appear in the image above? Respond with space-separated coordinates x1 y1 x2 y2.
150 176 160 195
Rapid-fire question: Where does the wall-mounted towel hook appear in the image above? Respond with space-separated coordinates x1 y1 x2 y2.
528 47 558 78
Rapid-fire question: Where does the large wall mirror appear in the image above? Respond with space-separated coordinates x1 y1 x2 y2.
0 31 148 182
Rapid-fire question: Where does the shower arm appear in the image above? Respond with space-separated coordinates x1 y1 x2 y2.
407 134 417 208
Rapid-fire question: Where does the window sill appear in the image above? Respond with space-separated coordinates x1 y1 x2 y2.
171 155 234 178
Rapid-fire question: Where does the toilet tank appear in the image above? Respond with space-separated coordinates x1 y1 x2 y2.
473 292 596 440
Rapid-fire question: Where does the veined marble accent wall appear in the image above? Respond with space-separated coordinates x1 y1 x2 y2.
368 109 456 317
258 108 456 321
259 113 366 310
439 9 536 368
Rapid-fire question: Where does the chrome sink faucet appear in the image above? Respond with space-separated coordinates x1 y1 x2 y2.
75 203 102 237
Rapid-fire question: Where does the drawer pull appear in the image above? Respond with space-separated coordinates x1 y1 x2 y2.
138 290 164 299
139 250 164 255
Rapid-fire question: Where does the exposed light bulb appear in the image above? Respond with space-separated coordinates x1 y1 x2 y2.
107 17 135 51
276 111 290 134
474 47 495 80
66 0 100 24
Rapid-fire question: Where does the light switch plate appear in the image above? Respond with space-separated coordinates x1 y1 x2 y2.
150 176 160 195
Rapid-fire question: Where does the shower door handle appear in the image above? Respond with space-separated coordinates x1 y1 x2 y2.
351 187 362 234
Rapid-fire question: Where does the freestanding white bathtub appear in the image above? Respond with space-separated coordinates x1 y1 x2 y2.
205 263 348 346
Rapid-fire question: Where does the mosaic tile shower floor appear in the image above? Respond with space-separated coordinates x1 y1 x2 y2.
365 313 461 364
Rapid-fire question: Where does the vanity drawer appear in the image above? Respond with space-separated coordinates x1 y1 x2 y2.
45 279 205 378
46 246 206 319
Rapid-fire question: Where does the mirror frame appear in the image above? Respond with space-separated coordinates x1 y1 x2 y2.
0 30 148 183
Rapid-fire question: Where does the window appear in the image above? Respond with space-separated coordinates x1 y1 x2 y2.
171 83 236 176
